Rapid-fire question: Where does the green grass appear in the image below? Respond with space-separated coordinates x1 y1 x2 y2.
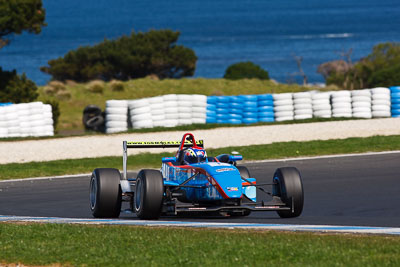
1 135 399 180
38 77 331 134
0 223 399 266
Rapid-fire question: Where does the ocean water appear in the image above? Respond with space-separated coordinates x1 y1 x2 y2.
1 0 399 85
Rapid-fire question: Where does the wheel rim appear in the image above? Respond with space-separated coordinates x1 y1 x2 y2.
90 176 97 210
135 178 142 212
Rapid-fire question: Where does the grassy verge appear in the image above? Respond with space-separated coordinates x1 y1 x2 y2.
37 78 328 133
0 223 399 266
1 135 399 180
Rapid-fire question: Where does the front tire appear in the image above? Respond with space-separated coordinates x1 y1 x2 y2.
135 169 164 220
90 168 122 218
273 167 304 218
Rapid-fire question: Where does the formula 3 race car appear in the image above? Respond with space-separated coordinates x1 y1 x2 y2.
89 133 304 219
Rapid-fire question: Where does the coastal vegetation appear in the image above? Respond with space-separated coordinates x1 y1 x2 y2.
0 0 46 103
224 61 269 80
318 42 400 89
40 29 197 82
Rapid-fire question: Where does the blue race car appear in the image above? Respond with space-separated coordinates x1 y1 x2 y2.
90 133 304 219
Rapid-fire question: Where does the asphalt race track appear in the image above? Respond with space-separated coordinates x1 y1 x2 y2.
1 152 399 227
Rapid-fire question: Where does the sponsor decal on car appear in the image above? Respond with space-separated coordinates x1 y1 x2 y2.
226 187 239 191
216 168 235 173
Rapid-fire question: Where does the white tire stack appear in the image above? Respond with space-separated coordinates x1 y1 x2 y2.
129 98 153 129
0 102 54 138
312 92 332 118
105 100 128 133
3 105 19 137
370 87 391 118
351 90 372 119
149 96 165 128
177 94 192 126
0 106 9 138
191 94 207 124
331 91 352 118
16 103 30 137
29 102 46 137
293 92 313 120
163 94 179 127
42 104 54 136
273 93 294 122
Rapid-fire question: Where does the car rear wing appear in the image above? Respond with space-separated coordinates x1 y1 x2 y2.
122 140 204 181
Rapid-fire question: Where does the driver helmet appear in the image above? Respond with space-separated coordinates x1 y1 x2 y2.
183 147 207 164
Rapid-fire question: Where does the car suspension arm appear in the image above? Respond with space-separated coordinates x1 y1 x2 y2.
171 172 199 191
241 176 272 196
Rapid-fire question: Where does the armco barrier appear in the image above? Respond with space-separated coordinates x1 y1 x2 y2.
0 102 54 138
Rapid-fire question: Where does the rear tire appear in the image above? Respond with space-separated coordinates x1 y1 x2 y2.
273 167 304 218
135 169 164 220
90 168 122 218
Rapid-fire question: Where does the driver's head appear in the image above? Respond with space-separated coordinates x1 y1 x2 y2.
183 147 207 164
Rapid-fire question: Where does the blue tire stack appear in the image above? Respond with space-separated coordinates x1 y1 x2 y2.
215 96 231 124
240 95 258 124
390 86 400 118
206 96 218 123
227 96 243 124
257 94 274 122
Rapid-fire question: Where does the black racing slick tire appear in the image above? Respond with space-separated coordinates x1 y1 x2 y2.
134 169 164 220
90 168 122 218
273 167 304 218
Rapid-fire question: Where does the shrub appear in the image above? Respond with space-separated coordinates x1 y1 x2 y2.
109 80 124 92
55 90 71 100
40 29 197 82
224 62 269 80
321 42 400 89
87 80 104 93
0 68 38 103
43 80 67 96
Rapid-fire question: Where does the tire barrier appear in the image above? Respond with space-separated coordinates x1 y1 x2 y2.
115 94 209 131
371 87 391 118
258 94 274 123
390 86 400 118
273 93 293 122
331 90 352 118
105 100 128 133
101 86 399 134
83 105 105 132
351 89 372 119
293 92 313 120
312 92 332 118
206 94 275 124
0 102 54 138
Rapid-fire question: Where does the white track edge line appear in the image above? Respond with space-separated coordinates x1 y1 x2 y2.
0 215 399 235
